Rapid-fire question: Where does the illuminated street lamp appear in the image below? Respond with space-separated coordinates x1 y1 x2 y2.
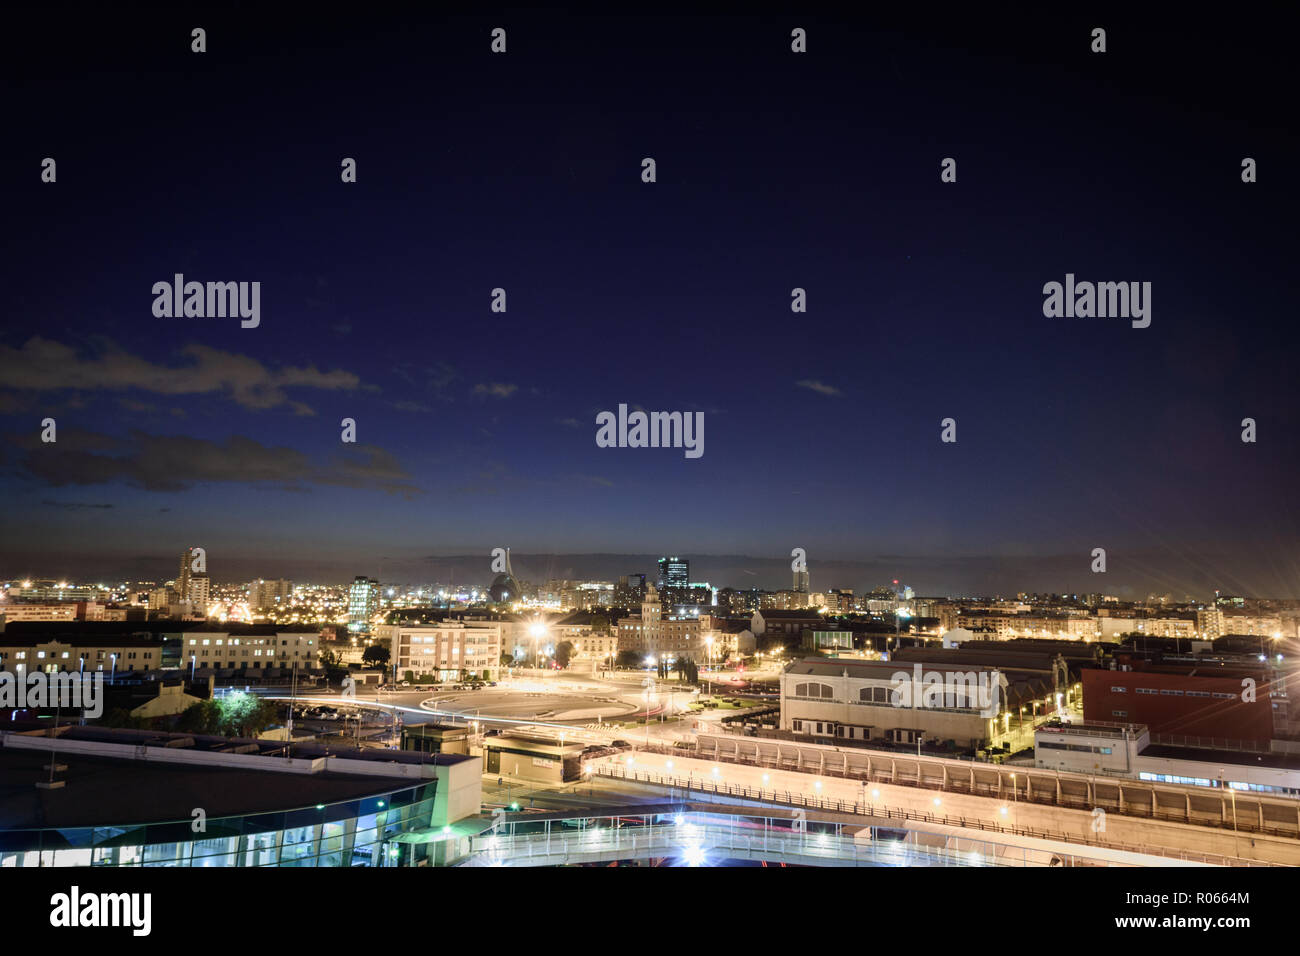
528 620 547 670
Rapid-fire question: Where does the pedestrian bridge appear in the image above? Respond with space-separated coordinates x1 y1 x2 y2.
455 802 1206 867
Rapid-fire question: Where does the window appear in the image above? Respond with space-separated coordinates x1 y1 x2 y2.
1110 686 1127 693
1112 710 1128 717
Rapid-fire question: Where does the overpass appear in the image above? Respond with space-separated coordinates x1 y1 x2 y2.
595 748 1292 865
690 731 1300 837
455 801 1204 867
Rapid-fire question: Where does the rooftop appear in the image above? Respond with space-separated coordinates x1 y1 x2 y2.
0 726 472 830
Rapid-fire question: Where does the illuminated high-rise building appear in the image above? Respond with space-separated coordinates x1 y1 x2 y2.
177 549 194 601
657 556 689 590
349 576 380 635
248 578 294 609
187 574 210 613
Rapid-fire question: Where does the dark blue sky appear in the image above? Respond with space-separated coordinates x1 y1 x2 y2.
3 7 1298 596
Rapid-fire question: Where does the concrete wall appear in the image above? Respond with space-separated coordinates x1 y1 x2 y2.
433 758 483 825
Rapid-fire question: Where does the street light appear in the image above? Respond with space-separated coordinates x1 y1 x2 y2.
110 653 117 685
704 637 714 695
528 620 546 671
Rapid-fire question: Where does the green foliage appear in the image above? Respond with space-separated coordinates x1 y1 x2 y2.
674 657 699 683
177 693 278 738
362 644 390 667
555 641 575 668
98 707 148 729
319 648 349 683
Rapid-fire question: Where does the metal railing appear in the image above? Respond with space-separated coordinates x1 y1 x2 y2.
676 735 1300 842
465 821 1001 867
1150 733 1270 754
588 764 1275 867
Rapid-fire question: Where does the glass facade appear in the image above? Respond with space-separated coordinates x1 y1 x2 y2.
0 781 440 868
348 577 380 635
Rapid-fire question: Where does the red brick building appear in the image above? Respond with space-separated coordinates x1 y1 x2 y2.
1081 662 1278 744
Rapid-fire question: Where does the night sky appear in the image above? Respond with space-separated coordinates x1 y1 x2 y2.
3 7 1297 597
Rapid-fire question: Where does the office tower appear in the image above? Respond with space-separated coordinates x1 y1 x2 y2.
349 576 380 635
614 574 647 606
177 548 194 601
658 556 689 589
248 578 294 609
187 573 210 612
793 568 810 593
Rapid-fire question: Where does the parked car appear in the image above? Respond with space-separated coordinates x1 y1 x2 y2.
610 740 632 750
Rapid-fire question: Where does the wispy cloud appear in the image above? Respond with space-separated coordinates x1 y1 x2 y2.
0 338 360 414
11 428 421 498
472 382 518 399
796 379 843 397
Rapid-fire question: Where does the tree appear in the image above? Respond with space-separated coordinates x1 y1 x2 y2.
616 650 642 669
318 648 349 684
99 707 148 730
177 693 277 738
177 699 222 735
589 615 610 634
555 641 575 669
218 692 277 737
362 644 390 668
674 656 698 684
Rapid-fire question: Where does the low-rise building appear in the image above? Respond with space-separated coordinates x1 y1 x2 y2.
1081 662 1281 745
379 620 502 681
780 656 1053 750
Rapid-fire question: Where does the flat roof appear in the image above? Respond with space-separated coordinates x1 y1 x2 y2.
0 747 431 830
1139 744 1300 772
484 734 584 755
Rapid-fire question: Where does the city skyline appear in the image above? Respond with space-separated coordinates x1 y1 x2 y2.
4 9 1298 603
2 548 1295 603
